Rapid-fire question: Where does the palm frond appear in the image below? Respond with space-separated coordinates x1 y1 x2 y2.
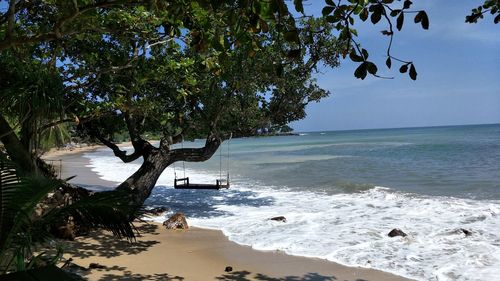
0 153 61 273
40 190 143 241
0 154 142 274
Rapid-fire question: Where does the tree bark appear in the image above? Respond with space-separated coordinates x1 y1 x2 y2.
0 114 38 174
116 149 172 204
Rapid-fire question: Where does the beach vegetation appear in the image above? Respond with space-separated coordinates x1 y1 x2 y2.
0 153 141 274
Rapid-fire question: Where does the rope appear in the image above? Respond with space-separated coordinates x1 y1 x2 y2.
181 135 186 178
219 141 222 181
227 133 232 182
173 160 177 179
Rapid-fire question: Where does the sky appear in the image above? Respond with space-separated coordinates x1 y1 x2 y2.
291 1 500 132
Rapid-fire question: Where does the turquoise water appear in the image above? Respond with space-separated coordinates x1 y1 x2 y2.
195 123 500 199
87 123 500 280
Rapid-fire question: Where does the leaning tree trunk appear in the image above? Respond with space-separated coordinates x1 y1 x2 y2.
116 149 172 205
112 135 222 206
0 114 38 174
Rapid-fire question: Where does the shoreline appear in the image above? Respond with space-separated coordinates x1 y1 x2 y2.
43 143 125 190
46 145 413 281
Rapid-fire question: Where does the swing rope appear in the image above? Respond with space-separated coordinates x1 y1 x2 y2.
227 133 232 183
219 134 232 183
173 133 232 189
173 159 177 179
181 135 186 179
219 144 222 181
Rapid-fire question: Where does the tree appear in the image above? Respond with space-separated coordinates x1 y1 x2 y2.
71 14 339 203
0 0 497 208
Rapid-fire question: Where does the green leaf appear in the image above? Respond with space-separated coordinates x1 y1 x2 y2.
361 48 369 59
414 11 422 23
294 0 304 13
360 8 369 21
287 49 301 59
366 61 378 75
349 51 364 62
371 10 382 24
386 57 392 69
284 30 300 43
397 12 404 31
420 11 429 29
325 15 338 23
325 0 336 6
409 64 417 80
415 11 429 29
322 6 335 16
390 9 401 17
403 0 412 9
354 62 368 79
399 64 408 73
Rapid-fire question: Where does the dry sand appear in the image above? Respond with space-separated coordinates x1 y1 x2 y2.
46 146 413 281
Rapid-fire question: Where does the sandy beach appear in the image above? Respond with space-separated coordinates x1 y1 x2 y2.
46 146 412 281
44 144 121 190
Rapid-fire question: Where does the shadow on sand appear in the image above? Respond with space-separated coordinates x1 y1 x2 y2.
65 223 161 259
215 271 340 281
92 270 340 281
65 223 374 281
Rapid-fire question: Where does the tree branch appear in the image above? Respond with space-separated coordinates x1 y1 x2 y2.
6 0 16 39
169 134 222 163
92 130 144 163
80 113 151 163
123 111 147 148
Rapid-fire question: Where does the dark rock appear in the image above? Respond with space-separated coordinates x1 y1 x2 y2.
388 228 407 237
270 216 287 223
144 207 169 216
460 228 472 236
88 263 106 269
225 266 233 272
163 212 189 229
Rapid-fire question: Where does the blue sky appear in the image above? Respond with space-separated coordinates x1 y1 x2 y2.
291 1 500 132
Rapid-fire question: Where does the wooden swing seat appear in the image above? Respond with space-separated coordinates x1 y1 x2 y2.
174 177 230 190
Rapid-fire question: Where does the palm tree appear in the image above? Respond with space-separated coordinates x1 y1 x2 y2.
0 152 141 274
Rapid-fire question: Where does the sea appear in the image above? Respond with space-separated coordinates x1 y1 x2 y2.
83 123 500 281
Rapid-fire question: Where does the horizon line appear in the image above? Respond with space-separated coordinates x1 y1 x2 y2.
296 122 500 134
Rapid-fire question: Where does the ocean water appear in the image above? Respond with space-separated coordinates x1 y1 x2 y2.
84 124 500 281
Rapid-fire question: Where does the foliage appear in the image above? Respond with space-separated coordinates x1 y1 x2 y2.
0 153 141 274
466 0 500 24
38 123 72 152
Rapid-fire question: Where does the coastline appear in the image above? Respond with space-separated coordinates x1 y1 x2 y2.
43 144 124 191
46 146 413 281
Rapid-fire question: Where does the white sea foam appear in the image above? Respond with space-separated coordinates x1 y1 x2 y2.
85 148 500 281
186 186 500 281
